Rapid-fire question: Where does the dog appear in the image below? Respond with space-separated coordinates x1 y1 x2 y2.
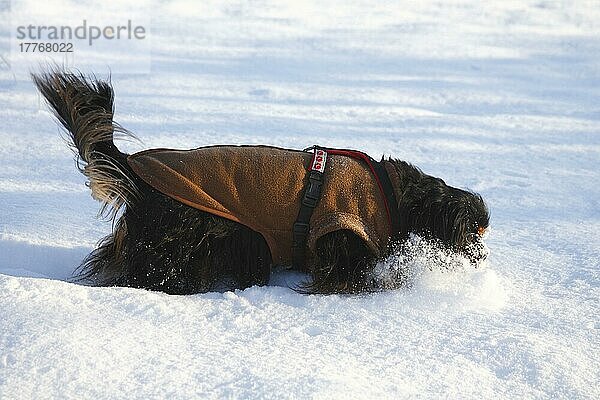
32 69 490 294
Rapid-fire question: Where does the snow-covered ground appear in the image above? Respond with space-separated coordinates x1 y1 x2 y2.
1 1 599 398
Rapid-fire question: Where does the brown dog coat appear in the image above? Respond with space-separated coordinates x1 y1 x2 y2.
128 145 399 267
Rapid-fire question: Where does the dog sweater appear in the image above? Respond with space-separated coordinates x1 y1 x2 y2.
128 145 398 267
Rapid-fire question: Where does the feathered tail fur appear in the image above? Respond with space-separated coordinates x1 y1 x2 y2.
31 69 139 218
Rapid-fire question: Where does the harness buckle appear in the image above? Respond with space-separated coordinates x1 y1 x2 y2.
302 170 323 208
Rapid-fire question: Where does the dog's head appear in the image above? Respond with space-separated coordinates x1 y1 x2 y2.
393 161 490 264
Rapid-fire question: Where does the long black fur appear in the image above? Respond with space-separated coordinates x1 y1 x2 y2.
79 190 272 294
33 69 490 295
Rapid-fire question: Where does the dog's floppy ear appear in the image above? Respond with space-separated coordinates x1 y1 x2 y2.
397 175 450 241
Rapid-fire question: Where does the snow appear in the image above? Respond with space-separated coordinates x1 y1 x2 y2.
1 0 599 398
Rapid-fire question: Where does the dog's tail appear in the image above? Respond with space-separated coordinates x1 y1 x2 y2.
32 69 140 217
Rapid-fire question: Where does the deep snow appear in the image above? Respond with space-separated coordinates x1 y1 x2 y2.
1 1 599 399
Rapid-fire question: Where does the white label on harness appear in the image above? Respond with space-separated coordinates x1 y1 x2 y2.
311 149 328 173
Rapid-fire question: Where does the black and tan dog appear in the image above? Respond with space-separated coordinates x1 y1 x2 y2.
33 70 490 294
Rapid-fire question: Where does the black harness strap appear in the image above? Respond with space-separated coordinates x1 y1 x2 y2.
292 147 327 270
